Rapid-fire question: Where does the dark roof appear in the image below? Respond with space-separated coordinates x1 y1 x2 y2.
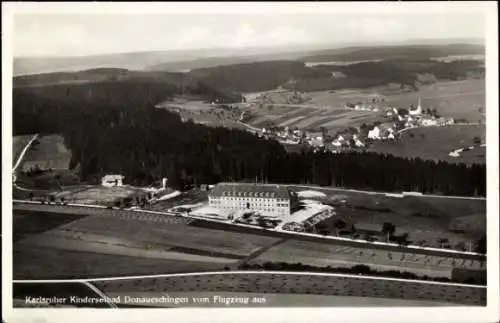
208 182 295 199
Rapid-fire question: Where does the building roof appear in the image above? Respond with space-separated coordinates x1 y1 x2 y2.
209 182 295 199
102 174 124 181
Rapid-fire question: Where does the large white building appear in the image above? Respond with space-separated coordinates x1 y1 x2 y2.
208 183 300 218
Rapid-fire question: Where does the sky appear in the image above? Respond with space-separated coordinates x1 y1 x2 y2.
11 6 487 58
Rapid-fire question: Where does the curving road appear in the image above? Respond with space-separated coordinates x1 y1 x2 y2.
12 133 39 174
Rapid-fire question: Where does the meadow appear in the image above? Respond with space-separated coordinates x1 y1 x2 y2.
13 245 229 280
20 134 72 171
238 79 484 134
250 240 484 279
368 124 486 164
289 186 486 249
13 203 485 285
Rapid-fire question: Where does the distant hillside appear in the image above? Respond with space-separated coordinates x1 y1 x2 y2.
13 70 243 118
13 68 185 88
147 51 313 72
183 58 484 93
187 60 331 93
301 44 485 63
13 46 315 76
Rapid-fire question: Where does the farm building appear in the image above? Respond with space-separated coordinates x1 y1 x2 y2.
421 118 438 127
208 182 300 218
101 174 124 187
368 126 381 139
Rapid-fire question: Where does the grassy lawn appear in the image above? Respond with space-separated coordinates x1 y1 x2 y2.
93 273 486 306
13 246 230 280
21 134 72 171
13 209 88 242
63 186 146 205
367 124 485 164
240 79 484 133
251 240 484 279
289 187 486 249
15 212 281 263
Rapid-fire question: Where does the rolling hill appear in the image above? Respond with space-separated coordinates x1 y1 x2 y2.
300 44 485 63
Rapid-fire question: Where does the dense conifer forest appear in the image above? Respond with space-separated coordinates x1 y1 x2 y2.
13 80 486 196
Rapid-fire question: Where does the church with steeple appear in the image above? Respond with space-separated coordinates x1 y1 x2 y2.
409 97 423 116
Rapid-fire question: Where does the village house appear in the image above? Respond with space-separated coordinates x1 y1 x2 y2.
332 135 343 147
353 134 365 147
101 174 125 187
368 126 381 139
421 118 438 127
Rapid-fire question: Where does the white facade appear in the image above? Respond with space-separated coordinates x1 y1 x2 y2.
208 183 299 218
422 118 438 127
332 140 342 147
368 126 381 139
102 175 124 187
209 195 290 218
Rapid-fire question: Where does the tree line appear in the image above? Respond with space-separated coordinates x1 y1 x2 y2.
13 81 485 197
239 261 486 285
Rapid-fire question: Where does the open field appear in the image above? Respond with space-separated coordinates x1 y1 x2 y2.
431 54 485 63
13 209 280 278
93 273 486 306
62 186 147 205
13 203 485 283
237 79 484 133
13 135 35 167
157 100 246 130
101 291 459 307
13 209 89 242
368 124 485 164
14 246 229 280
242 102 383 132
289 185 486 248
250 240 484 279
21 134 72 171
380 79 485 121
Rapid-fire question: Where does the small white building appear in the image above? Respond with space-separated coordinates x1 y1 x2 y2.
421 118 438 127
368 126 381 139
354 138 365 147
332 139 343 147
102 175 124 187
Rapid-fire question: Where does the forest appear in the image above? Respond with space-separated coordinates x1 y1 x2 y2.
300 43 484 62
13 80 486 197
185 58 484 93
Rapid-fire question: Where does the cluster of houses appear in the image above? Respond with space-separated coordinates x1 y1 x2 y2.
344 102 381 112
383 98 455 129
449 143 486 158
249 97 456 153
261 127 304 145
